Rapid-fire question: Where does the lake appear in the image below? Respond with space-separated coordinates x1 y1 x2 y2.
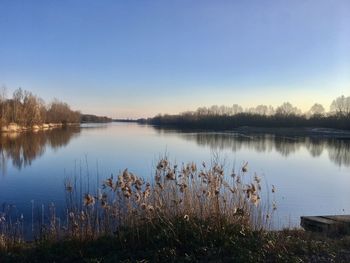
1 122 349 235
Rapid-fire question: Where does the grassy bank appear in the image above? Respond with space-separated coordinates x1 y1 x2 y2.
1 158 349 262
2 227 350 262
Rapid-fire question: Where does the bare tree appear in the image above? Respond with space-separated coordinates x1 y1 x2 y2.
231 104 243 115
0 85 7 125
0 88 80 127
209 105 220 115
12 87 24 124
275 102 301 116
196 107 208 116
330 95 350 116
308 103 325 117
255 105 269 115
267 105 275 115
219 105 230 115
23 91 42 125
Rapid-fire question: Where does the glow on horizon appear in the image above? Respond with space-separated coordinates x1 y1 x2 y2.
0 0 349 119
79 84 349 119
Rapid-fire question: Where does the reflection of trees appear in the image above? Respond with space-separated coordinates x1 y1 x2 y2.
0 127 80 171
327 140 350 167
154 127 350 167
184 133 303 157
273 137 302 157
305 138 325 157
182 133 276 153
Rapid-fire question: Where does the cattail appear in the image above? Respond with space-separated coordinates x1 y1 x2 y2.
123 191 131 198
254 175 261 184
155 173 161 183
242 162 248 173
135 192 141 202
102 192 108 200
191 162 197 172
236 176 241 184
65 184 73 192
272 201 277 210
250 194 260 206
83 194 95 206
101 199 108 209
156 182 163 190
157 159 168 170
130 173 136 183
147 205 155 212
141 203 147 210
73 222 79 230
166 170 175 180
80 211 86 221
105 177 114 189
135 178 143 188
143 187 151 199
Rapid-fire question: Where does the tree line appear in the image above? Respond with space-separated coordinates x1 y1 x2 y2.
141 95 350 130
81 114 112 123
0 87 80 127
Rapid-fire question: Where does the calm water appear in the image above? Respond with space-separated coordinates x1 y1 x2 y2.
1 122 350 232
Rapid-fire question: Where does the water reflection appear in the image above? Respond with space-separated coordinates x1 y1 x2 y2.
328 140 350 167
0 127 81 172
154 128 350 167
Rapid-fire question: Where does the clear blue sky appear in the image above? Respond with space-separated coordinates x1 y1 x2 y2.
0 0 349 118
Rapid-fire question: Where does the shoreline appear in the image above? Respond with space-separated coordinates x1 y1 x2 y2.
2 228 350 262
234 126 350 138
148 124 350 139
0 122 80 133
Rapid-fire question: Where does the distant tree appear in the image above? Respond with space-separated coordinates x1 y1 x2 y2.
231 104 243 115
12 87 24 124
38 98 47 123
47 99 80 124
330 95 350 116
0 88 81 127
308 103 325 117
255 105 269 115
247 107 256 114
209 105 220 115
146 97 350 130
196 107 209 116
22 91 42 125
267 105 275 115
0 86 7 125
219 105 230 115
275 102 301 116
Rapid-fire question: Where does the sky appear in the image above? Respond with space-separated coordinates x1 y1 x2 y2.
0 0 349 118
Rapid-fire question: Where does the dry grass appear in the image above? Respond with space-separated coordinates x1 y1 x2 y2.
0 206 24 250
0 157 279 262
57 157 276 241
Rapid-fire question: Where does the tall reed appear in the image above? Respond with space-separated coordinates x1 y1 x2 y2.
1 157 276 249
59 158 276 242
